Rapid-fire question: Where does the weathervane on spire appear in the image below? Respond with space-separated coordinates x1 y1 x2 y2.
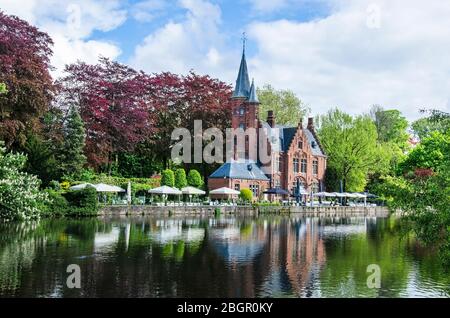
242 31 247 52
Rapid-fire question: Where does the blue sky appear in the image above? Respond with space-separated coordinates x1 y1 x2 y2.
1 0 449 120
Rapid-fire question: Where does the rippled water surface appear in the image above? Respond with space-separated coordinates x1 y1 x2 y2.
0 215 448 298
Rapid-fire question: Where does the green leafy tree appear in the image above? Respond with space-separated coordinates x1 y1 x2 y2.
174 168 187 189
60 107 86 177
187 169 204 188
317 109 388 192
370 106 409 149
398 131 450 174
412 110 450 140
377 111 450 265
239 188 253 202
257 84 310 126
161 169 175 187
0 142 48 221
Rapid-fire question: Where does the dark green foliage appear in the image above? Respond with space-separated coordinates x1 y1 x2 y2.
24 134 58 187
43 190 69 217
161 169 175 187
60 107 86 177
187 169 204 188
64 187 99 217
174 168 187 189
117 152 161 178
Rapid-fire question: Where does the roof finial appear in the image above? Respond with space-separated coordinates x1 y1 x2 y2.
242 31 247 53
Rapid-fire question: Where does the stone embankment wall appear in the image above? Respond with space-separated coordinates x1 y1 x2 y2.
100 205 390 218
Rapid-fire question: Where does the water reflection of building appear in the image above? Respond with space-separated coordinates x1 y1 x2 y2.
205 218 327 297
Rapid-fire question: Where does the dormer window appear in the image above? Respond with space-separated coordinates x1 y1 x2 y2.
311 141 317 148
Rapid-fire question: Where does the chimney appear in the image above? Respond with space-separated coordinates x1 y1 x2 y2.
267 110 275 128
307 117 314 130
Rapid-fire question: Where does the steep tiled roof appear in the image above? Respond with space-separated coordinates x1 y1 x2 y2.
248 79 259 103
209 161 269 181
261 122 325 155
303 128 325 156
232 50 251 99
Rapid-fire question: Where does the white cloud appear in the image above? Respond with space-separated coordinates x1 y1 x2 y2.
0 0 126 78
131 0 166 23
130 0 237 81
247 0 450 120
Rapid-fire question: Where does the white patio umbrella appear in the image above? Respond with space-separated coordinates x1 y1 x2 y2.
182 186 205 204
181 186 206 195
148 186 182 205
148 186 182 195
69 183 96 191
209 187 240 196
95 183 126 193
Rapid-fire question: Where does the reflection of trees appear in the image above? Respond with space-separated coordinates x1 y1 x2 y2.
319 218 413 298
0 216 448 298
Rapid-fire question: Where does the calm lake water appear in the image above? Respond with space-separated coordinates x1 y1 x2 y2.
0 215 448 298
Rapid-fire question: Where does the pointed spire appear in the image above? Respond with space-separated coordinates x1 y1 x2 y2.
248 78 259 103
232 36 251 99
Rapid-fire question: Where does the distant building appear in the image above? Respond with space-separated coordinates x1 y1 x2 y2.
208 45 327 200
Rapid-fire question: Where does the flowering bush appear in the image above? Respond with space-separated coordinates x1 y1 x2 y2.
0 144 48 221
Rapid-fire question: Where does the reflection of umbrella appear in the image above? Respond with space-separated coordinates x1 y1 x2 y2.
313 192 336 197
263 188 289 195
181 186 206 195
95 183 126 193
148 186 182 195
363 192 378 199
332 192 347 198
209 187 240 196
127 181 132 204
69 183 96 191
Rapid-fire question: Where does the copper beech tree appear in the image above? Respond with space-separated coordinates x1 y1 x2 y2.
0 11 55 148
57 59 233 172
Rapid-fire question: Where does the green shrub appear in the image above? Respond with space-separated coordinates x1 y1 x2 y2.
187 169 204 188
239 188 253 203
43 190 69 217
64 187 99 217
161 169 175 187
174 168 187 189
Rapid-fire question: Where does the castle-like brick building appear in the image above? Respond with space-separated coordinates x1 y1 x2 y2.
208 46 327 200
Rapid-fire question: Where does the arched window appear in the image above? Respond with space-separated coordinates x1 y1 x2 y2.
313 159 319 175
293 158 299 173
239 107 245 116
301 158 307 173
298 138 303 150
